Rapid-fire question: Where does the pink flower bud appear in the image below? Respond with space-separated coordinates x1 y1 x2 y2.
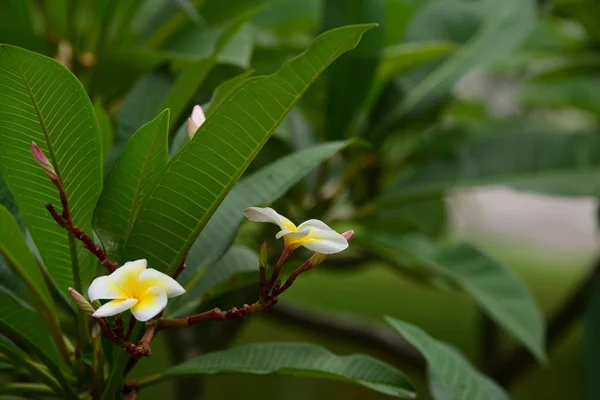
31 142 58 181
342 230 355 241
187 105 206 139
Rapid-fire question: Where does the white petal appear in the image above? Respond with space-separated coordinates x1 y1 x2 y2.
275 228 309 240
297 219 335 232
302 229 348 254
110 259 147 295
130 287 167 322
137 268 186 298
243 207 296 230
191 105 206 126
92 298 138 318
88 276 128 301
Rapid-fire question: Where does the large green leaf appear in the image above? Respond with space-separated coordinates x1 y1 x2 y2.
0 177 27 299
323 0 385 139
139 342 415 398
377 41 455 82
0 206 62 341
121 25 375 275
366 234 546 362
0 291 77 399
386 317 508 400
0 45 102 294
179 140 352 285
380 131 600 204
371 0 536 136
168 245 258 317
95 111 170 264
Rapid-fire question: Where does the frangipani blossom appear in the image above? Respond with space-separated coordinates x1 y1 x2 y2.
243 207 348 254
88 259 185 322
187 105 206 139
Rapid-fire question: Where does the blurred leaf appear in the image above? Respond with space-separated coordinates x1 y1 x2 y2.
95 111 169 264
179 140 353 287
0 45 102 295
584 275 600 399
95 101 113 163
523 76 600 116
141 342 416 398
381 131 600 203
0 1 48 54
371 0 536 138
159 9 258 129
377 41 455 82
218 29 255 68
167 245 258 317
121 25 376 275
371 235 546 362
323 0 385 139
386 317 509 400
0 205 63 346
0 291 77 399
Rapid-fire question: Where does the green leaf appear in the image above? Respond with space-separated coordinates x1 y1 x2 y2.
139 342 415 398
377 41 456 82
0 291 77 399
367 234 546 362
380 131 600 204
0 1 48 54
168 245 258 317
159 9 259 129
386 317 508 400
0 45 103 295
95 101 114 163
95 110 170 264
371 0 536 136
122 25 376 275
0 205 64 350
323 0 385 139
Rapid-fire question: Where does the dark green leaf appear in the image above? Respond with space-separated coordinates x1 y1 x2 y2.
386 317 509 400
585 272 600 399
0 45 102 294
323 0 385 139
369 235 546 362
122 25 376 275
94 101 113 163
377 41 455 82
140 342 416 398
95 110 170 264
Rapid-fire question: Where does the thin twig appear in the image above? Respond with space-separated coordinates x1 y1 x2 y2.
172 257 187 280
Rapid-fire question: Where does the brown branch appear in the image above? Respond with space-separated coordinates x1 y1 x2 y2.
172 257 187 280
267 246 294 289
492 256 600 387
95 317 118 345
265 303 426 373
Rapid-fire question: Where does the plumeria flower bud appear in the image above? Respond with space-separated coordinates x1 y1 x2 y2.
259 241 268 272
68 287 96 315
187 105 206 139
308 230 354 267
243 207 349 254
87 259 185 322
31 142 58 181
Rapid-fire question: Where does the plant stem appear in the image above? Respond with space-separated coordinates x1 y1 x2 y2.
0 383 60 398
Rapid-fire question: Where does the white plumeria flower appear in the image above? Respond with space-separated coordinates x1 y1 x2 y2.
187 105 206 139
88 259 185 322
243 207 348 254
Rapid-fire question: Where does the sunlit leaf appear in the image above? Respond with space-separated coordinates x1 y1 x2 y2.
0 45 102 294
367 234 546 362
386 317 509 400
121 25 376 275
139 342 416 398
95 110 170 264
